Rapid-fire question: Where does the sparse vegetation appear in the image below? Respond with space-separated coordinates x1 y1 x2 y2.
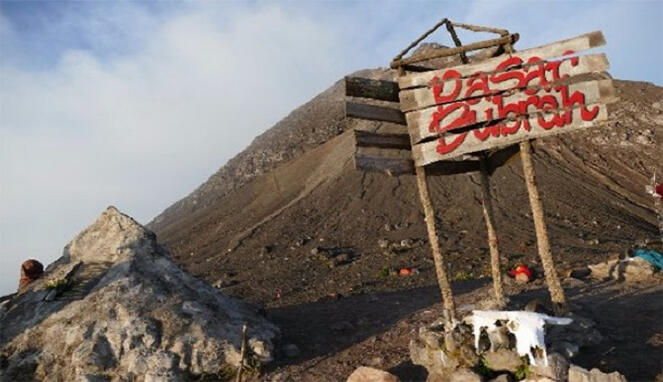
453 270 474 281
514 357 531 380
377 265 391 278
44 278 75 293
472 356 497 379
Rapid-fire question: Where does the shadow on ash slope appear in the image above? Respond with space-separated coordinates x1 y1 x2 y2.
0 207 279 382
150 77 662 308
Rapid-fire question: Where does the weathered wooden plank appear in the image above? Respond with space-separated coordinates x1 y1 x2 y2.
346 102 406 125
399 31 606 89
345 77 400 102
354 147 480 176
399 53 609 112
354 129 411 150
412 103 610 166
354 153 414 176
391 34 518 68
407 79 615 143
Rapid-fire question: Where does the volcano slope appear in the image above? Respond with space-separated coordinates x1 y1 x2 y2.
149 75 662 380
150 74 661 307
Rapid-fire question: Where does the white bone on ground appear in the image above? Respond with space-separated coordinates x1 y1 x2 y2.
471 310 572 366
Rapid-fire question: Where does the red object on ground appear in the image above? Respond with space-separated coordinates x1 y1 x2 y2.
399 268 412 276
508 264 533 279
18 259 44 291
655 183 663 201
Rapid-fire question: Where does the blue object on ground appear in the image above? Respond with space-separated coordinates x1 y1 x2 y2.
634 248 663 270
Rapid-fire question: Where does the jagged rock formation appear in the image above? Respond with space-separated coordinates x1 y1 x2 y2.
0 207 279 381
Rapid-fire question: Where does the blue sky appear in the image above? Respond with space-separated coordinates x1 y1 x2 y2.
0 0 661 295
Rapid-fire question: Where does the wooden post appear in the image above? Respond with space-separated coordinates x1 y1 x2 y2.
235 324 248 382
415 165 457 325
479 156 506 308
519 140 567 314
447 20 506 309
400 64 456 327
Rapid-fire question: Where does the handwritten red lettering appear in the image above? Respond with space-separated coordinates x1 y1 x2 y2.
429 53 601 156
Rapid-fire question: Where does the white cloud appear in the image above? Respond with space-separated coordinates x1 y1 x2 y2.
0 3 354 295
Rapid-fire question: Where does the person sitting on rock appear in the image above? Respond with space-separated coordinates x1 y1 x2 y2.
18 259 44 292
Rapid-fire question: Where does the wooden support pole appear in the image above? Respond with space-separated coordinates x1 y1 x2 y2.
235 324 248 382
479 156 506 308
399 64 456 327
519 140 567 314
449 23 505 309
415 165 456 325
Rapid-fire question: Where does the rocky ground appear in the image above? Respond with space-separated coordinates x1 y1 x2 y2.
259 275 663 381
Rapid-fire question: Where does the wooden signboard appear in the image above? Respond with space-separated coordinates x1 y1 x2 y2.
399 31 616 167
345 20 616 321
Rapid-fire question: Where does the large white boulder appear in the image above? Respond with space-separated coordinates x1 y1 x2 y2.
0 206 279 381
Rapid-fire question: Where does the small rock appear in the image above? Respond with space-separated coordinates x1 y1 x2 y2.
283 343 300 358
410 337 459 375
515 272 530 284
346 366 399 382
367 356 384 367
483 348 523 373
568 267 590 279
568 365 627 382
531 352 569 381
486 326 511 351
552 341 580 359
589 257 655 282
400 239 414 248
328 253 353 267
449 369 482 382
377 239 391 249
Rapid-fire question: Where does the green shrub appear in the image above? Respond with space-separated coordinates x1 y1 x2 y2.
44 278 75 293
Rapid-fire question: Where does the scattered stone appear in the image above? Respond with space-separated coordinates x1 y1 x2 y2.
367 356 384 367
328 253 353 267
283 343 300 358
346 366 399 382
568 267 591 279
588 257 656 282
449 369 482 382
531 352 569 381
213 278 236 289
551 341 580 359
567 365 627 382
515 272 530 284
400 239 414 249
483 348 523 373
410 334 459 375
377 239 390 249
